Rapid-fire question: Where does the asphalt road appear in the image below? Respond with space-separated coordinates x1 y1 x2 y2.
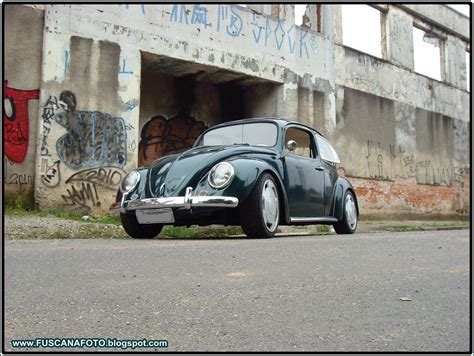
4 230 470 352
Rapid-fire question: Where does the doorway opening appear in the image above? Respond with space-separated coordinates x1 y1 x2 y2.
138 52 279 166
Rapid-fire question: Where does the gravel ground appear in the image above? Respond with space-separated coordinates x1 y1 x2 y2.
4 214 469 240
4 215 128 239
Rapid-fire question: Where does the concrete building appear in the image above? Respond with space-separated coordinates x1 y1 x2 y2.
3 4 470 218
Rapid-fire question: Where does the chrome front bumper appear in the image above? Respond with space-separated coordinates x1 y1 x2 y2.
109 187 239 213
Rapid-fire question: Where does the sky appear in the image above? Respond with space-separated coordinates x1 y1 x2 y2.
446 4 470 17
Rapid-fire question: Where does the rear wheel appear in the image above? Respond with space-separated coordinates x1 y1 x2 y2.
333 191 358 234
240 173 280 238
120 213 163 239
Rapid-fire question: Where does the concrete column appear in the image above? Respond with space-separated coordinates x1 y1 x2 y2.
282 4 294 24
385 7 414 70
444 36 467 89
320 5 334 40
332 5 343 44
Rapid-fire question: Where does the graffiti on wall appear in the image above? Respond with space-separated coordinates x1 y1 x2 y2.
365 139 454 186
54 92 127 169
170 4 317 59
40 93 70 157
3 80 40 163
65 166 126 191
138 115 207 167
40 158 61 188
61 182 101 212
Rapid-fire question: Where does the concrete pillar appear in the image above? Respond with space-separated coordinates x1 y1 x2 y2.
332 5 343 44
320 5 334 40
385 7 415 70
444 36 467 89
35 4 141 213
4 5 44 202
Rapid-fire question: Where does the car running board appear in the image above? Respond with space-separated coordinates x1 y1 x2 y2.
290 217 338 224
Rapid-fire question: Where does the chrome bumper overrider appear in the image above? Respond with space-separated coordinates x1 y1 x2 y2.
109 187 239 213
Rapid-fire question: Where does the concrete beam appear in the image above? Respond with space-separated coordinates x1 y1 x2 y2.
399 4 469 41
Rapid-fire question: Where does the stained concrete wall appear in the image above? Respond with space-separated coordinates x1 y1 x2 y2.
3 4 470 217
4 5 44 203
30 4 337 214
332 4 470 216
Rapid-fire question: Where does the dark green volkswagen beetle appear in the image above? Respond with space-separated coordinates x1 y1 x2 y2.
110 118 359 238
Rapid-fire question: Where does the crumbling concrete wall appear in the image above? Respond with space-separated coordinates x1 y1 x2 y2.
4 5 44 204
332 5 470 216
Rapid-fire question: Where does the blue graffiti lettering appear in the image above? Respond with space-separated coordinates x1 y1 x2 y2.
251 13 263 44
170 4 189 24
64 50 69 76
287 25 296 54
226 5 243 37
191 4 208 27
299 30 309 59
216 5 227 32
273 20 285 50
309 34 317 52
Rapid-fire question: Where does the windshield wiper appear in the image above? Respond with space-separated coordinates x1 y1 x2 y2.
233 143 249 146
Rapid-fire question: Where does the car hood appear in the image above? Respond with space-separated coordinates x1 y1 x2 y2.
144 145 277 197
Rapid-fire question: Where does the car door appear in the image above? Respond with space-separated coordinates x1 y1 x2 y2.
283 126 325 218
315 134 341 216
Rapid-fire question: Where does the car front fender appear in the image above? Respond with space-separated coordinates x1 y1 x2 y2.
194 157 290 223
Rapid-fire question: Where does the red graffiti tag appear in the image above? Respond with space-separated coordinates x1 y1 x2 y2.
3 80 40 163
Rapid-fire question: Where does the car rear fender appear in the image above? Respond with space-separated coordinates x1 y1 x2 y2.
333 177 359 221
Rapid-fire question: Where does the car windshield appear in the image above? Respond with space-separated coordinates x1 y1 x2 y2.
197 122 278 147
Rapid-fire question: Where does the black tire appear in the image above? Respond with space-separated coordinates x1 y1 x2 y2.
120 213 163 239
240 173 280 238
333 191 358 234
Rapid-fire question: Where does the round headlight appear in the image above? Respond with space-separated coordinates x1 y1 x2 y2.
208 162 235 189
121 170 140 193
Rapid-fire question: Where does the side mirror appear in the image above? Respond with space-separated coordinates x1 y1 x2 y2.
286 140 297 152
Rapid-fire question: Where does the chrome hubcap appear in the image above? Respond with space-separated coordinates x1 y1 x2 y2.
345 194 357 230
262 179 279 232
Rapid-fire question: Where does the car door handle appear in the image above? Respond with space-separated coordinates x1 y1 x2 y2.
315 166 325 171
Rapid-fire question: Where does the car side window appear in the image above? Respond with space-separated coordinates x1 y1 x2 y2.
315 135 340 164
284 127 316 158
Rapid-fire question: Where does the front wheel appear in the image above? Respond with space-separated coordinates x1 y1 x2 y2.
333 191 358 234
240 173 280 238
120 213 163 239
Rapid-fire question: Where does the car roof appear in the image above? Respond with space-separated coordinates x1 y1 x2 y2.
209 117 325 137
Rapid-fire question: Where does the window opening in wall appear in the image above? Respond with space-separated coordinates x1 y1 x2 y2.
341 5 382 58
466 51 470 92
294 4 306 26
294 4 320 31
413 26 442 81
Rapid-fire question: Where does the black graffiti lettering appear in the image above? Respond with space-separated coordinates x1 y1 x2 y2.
65 166 126 190
61 182 101 210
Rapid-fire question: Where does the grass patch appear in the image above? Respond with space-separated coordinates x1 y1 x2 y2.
160 226 243 238
5 204 122 225
316 225 331 233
